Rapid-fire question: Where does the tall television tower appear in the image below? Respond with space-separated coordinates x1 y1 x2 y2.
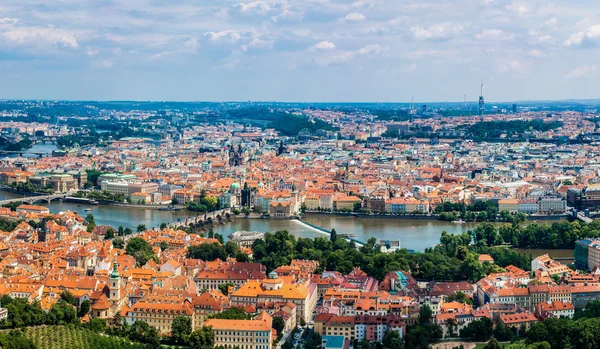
478 79 485 119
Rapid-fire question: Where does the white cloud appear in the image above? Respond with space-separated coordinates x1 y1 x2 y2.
240 38 274 51
271 10 303 23
567 65 598 78
401 63 417 73
564 24 600 48
505 3 529 15
541 17 557 29
0 18 19 25
475 29 515 41
528 49 546 58
500 60 523 72
234 1 274 15
340 12 366 23
85 48 99 57
411 23 467 41
530 35 553 45
205 29 256 44
91 58 114 69
352 0 378 8
184 37 200 51
314 41 336 50
2 26 79 49
316 44 387 66
150 51 171 60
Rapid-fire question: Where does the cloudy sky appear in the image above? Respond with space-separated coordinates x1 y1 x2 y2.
0 0 599 102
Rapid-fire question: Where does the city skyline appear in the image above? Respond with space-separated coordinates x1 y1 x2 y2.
0 0 600 102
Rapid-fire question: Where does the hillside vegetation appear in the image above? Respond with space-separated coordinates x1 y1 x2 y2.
21 325 144 349
268 114 337 136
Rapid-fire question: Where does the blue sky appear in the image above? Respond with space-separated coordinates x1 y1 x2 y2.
0 0 599 102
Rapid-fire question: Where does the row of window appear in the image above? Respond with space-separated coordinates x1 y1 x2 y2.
216 331 270 337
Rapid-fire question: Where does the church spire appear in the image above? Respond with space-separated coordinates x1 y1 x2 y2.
110 259 120 278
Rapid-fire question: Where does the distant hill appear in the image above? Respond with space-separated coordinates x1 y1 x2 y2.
268 113 337 136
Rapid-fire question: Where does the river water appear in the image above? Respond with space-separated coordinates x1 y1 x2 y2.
0 149 563 251
0 187 564 251
2 143 59 158
0 187 487 250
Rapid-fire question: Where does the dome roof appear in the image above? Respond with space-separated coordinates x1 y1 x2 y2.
231 182 241 189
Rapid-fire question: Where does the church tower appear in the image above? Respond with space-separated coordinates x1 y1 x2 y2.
109 260 121 301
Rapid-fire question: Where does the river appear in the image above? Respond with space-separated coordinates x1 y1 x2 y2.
0 189 564 251
2 143 59 158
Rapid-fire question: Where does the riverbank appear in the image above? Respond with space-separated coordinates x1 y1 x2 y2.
302 210 569 221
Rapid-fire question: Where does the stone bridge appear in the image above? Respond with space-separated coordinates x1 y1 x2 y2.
0 194 66 205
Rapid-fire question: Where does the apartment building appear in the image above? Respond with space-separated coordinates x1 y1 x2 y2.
535 301 575 319
127 182 159 196
498 199 519 214
194 261 266 292
230 271 317 324
125 295 195 334
538 197 566 213
315 313 404 342
101 181 129 196
204 311 273 349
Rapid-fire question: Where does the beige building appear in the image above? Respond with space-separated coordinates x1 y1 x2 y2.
304 196 320 210
335 196 361 211
230 271 318 324
130 192 151 204
204 311 273 349
498 199 519 214
125 295 195 334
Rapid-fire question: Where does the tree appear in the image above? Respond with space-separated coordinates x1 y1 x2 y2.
85 214 96 227
172 316 193 345
105 228 115 240
160 241 169 251
60 290 78 306
214 233 224 244
234 251 249 262
78 300 90 317
447 292 473 305
126 237 156 266
136 224 146 233
112 237 124 249
460 317 493 341
484 338 503 349
225 241 240 256
0 330 37 349
383 330 402 348
189 326 215 349
86 318 106 332
418 304 432 325
330 229 337 243
218 282 235 296
188 243 227 261
272 316 285 334
208 307 252 320
129 320 160 347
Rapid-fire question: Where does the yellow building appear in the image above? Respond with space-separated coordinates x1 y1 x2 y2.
230 271 318 324
498 198 519 214
125 295 195 334
204 311 273 349
304 196 320 210
335 196 362 211
130 192 151 205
